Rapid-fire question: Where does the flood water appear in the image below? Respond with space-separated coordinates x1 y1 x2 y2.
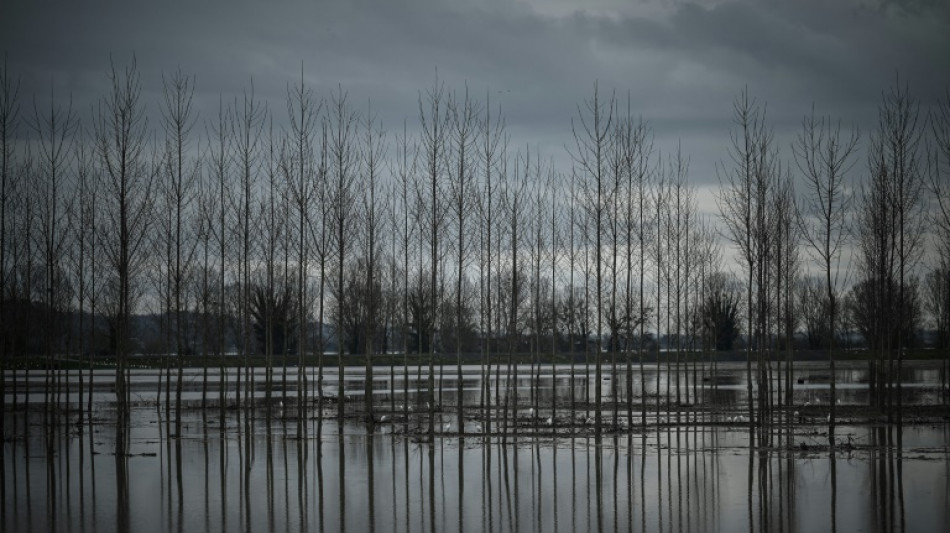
3 362 949 532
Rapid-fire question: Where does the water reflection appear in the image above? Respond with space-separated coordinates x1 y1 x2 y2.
2 379 947 532
8 361 945 411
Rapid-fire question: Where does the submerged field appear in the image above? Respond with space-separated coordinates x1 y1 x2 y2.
3 361 949 532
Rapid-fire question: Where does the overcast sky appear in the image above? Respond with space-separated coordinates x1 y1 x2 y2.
3 0 949 228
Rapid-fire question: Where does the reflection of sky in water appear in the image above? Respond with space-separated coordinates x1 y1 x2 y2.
5 361 946 409
4 408 948 532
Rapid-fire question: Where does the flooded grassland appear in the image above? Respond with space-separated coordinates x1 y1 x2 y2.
3 361 949 532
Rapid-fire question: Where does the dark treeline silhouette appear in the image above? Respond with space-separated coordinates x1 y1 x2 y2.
1 57 949 434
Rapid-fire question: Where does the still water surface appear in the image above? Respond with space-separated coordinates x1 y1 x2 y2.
3 362 949 532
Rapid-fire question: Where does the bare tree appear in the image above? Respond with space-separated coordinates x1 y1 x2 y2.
772 174 798 417
928 88 950 403
260 116 284 416
360 102 386 424
159 68 200 433
71 137 95 418
388 120 418 423
195 176 218 410
617 106 652 427
230 82 266 420
528 155 548 422
0 57 18 493
570 83 614 435
31 81 76 416
861 78 925 417
607 112 653 428
95 56 153 418
651 170 668 423
793 106 857 431
447 87 478 433
666 147 692 420
286 71 319 430
82 142 102 419
717 88 781 438
308 120 333 430
607 112 624 427
547 167 562 422
7 156 36 413
327 87 359 425
206 96 231 417
563 168 580 416
692 219 722 409
476 93 504 432
418 76 450 437
500 147 528 437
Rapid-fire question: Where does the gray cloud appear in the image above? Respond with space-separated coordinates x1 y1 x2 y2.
1 0 947 185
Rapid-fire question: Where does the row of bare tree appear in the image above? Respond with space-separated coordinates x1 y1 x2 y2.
1 58 949 436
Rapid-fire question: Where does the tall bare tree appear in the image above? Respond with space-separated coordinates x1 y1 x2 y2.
206 96 230 418
389 120 417 422
0 58 18 496
30 81 76 417
418 76 450 437
773 175 799 415
528 155 549 421
95 56 153 418
286 71 319 430
260 116 284 416
500 147 528 437
650 169 670 422
793 107 857 432
71 137 95 418
159 68 200 433
570 83 614 435
717 88 780 438
360 102 386 424
448 87 478 433
930 88 950 403
860 79 925 417
615 105 652 427
327 87 359 425
230 82 265 419
308 121 333 429
195 175 217 410
476 93 504 432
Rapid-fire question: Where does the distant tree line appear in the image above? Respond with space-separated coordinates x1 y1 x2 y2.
1 56 949 428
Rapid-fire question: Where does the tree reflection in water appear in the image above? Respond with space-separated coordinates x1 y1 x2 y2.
2 365 948 533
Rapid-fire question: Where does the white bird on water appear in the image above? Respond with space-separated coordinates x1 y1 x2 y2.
545 416 553 426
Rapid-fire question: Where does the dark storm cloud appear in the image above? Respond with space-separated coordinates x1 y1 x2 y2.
1 0 948 184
